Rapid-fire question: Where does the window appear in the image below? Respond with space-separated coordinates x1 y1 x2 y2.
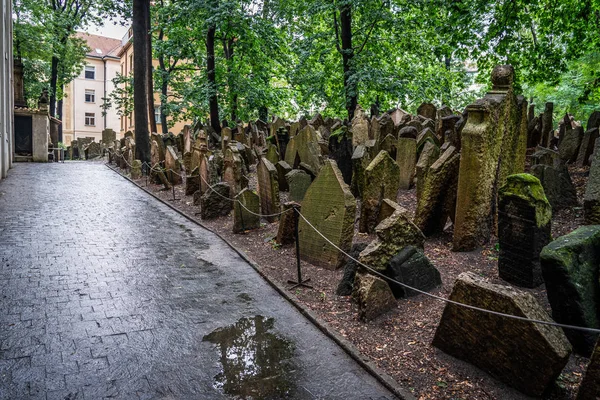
85 65 95 80
129 54 133 75
84 113 96 126
154 106 161 124
85 90 95 103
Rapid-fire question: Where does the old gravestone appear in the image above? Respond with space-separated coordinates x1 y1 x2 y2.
328 127 353 185
559 125 584 163
432 272 572 397
284 125 322 174
353 272 396 322
297 160 356 270
576 127 599 167
413 145 460 236
417 102 437 121
102 128 116 145
585 141 600 224
276 202 300 245
386 246 441 298
498 174 552 288
350 145 371 198
540 225 600 355
266 143 279 165
359 208 425 272
276 160 292 192
453 65 526 251
396 137 417 190
185 167 200 196
233 189 260 233
359 150 401 234
541 102 554 147
286 169 311 203
257 157 280 223
223 146 244 197
130 160 142 180
165 145 183 185
336 243 369 296
577 339 600 400
200 182 232 220
351 105 370 147
415 140 440 201
531 148 578 211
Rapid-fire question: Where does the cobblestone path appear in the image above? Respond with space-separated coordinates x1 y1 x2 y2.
0 162 395 400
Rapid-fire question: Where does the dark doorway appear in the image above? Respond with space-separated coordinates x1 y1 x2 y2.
14 115 33 156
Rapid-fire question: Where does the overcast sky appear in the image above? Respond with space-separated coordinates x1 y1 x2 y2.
85 19 131 40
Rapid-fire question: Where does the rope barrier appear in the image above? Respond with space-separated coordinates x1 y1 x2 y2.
295 210 600 334
106 147 600 334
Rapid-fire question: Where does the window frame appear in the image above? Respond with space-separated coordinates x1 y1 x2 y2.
84 112 96 127
84 89 95 103
84 65 95 80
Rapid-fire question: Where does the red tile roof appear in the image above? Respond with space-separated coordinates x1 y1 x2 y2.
75 32 122 58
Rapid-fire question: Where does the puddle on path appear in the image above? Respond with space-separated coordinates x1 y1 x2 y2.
203 315 297 399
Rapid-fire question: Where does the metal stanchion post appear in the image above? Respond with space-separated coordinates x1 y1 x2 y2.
288 206 312 289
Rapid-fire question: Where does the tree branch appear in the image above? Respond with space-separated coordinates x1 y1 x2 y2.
333 8 342 53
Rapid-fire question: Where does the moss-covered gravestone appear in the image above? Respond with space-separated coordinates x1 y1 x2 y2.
577 339 600 400
286 169 311 203
540 226 600 355
415 140 440 201
359 150 401 234
297 160 356 270
584 141 600 224
352 272 396 321
275 160 292 192
351 105 370 147
396 137 417 190
413 145 460 236
198 153 210 195
359 208 425 272
257 157 280 223
233 189 260 233
284 125 322 174
350 145 370 198
223 146 243 197
266 143 279 165
200 183 232 220
498 174 551 288
432 272 572 397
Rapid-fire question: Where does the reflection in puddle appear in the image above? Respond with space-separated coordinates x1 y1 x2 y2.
203 316 296 399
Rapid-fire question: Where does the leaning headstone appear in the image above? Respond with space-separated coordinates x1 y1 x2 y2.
413 146 460 236
432 272 572 397
297 160 356 270
359 208 425 272
576 127 599 167
377 199 403 225
276 202 300 245
415 140 440 201
351 105 370 147
233 189 260 233
336 243 369 296
352 272 396 322
286 169 311 203
577 339 600 400
276 161 292 192
165 146 183 185
387 246 441 298
585 142 600 224
359 150 401 233
200 183 232 220
540 226 600 355
257 157 280 223
350 145 370 198
396 137 417 190
498 174 552 288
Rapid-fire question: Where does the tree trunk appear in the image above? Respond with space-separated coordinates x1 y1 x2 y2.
161 80 169 133
223 37 237 122
340 4 356 121
207 24 221 134
133 0 151 166
50 55 59 117
57 96 63 143
146 1 157 134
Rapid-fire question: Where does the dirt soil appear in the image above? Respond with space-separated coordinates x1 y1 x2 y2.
112 159 591 400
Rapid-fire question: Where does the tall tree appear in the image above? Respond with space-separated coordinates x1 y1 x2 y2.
133 0 151 165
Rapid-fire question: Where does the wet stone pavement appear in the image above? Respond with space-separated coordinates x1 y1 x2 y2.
0 162 396 400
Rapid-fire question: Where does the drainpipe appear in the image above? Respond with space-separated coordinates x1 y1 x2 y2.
73 77 76 140
103 56 107 129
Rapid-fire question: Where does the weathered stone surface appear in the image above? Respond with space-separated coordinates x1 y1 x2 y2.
531 163 578 211
498 94 528 183
531 146 558 167
276 202 300 245
130 160 142 180
275 160 292 192
387 246 441 298
577 339 600 400
559 125 584 163
432 272 572 397
416 128 439 155
165 146 183 185
585 141 600 224
286 169 311 203
350 145 370 198
360 150 401 233
284 125 322 174
298 160 356 270
102 128 116 145
377 199 402 225
200 182 232 220
352 105 370 147
233 188 260 233
498 174 551 288
223 146 244 197
359 208 425 272
541 102 554 147
198 154 210 195
417 103 437 121
540 226 600 355
415 140 440 201
396 138 417 190
413 146 460 236
328 128 353 185
379 134 397 160
185 167 200 196
576 127 599 167
336 243 368 296
266 143 279 165
352 272 396 322
257 157 280 223
398 126 417 139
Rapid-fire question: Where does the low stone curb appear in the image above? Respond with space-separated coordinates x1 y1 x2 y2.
106 163 416 400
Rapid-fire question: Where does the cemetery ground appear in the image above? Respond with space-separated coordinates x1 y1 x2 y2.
115 158 592 400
